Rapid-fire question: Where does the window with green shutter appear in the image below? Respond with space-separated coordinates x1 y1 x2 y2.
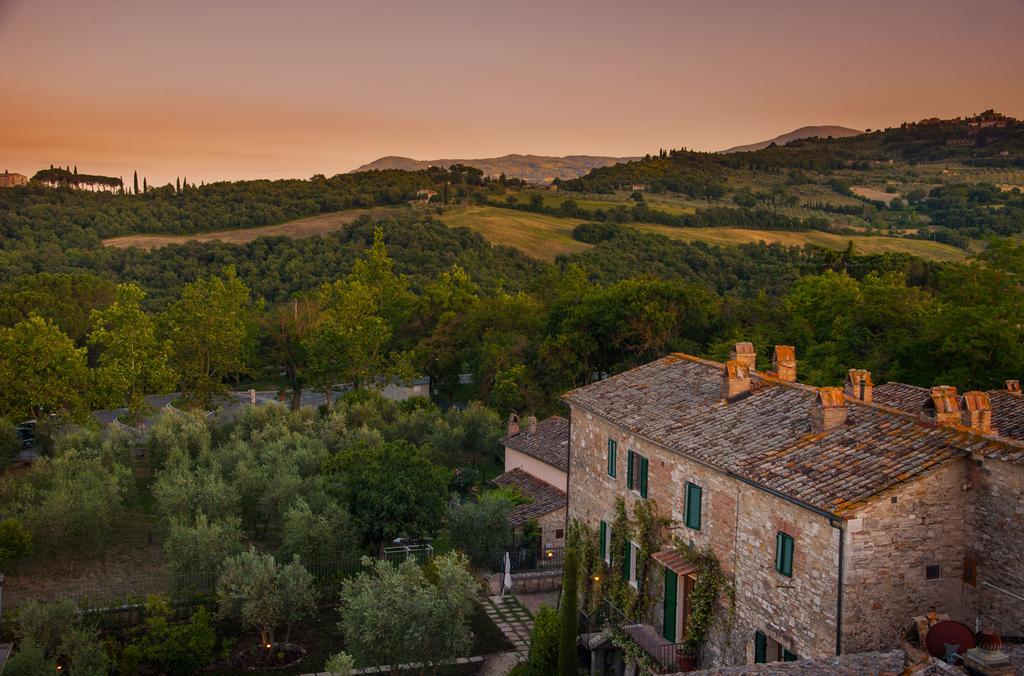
607 439 617 477
775 532 794 577
782 648 798 662
626 449 634 489
662 568 678 642
639 455 649 498
621 539 631 579
684 482 702 530
754 631 767 664
599 521 607 561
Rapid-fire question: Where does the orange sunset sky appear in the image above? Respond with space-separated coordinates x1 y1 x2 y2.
2 0 1022 186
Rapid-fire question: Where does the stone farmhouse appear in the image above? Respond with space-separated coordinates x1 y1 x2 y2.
493 415 569 550
563 343 1024 671
0 170 28 188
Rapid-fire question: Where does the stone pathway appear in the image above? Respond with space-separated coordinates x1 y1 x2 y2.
484 594 534 658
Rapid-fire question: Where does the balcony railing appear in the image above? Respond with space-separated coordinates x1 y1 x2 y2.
579 600 689 674
491 546 564 574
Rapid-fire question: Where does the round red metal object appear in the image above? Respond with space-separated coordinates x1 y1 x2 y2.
925 620 976 658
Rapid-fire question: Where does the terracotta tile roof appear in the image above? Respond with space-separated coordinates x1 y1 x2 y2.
985 390 1024 442
490 468 566 526
683 649 907 675
873 382 931 411
876 382 1024 443
651 548 698 576
500 415 569 472
564 354 1023 515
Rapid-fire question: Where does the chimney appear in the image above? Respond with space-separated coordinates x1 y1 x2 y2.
961 391 994 434
811 387 847 433
772 345 797 382
721 360 753 401
730 342 757 371
924 386 960 426
526 415 537 435
844 369 873 403
1007 380 1021 395
507 413 520 437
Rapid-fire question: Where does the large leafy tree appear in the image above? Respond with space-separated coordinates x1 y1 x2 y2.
338 552 476 669
163 266 257 407
88 283 176 413
262 296 321 410
0 315 89 420
325 439 448 552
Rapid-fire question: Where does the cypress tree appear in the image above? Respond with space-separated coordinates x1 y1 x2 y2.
143 177 148 192
557 547 579 675
133 171 139 195
182 176 187 190
176 177 180 192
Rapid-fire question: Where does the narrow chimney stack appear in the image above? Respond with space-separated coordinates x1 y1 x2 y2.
526 415 538 435
730 342 757 371
721 360 753 402
1007 380 1021 395
961 391 994 434
844 369 873 403
507 413 520 437
772 345 797 382
811 387 847 433
924 386 960 426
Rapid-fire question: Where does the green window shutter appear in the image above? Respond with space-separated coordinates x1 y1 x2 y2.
685 483 702 530
639 456 649 498
599 521 607 560
621 540 631 579
662 568 678 642
626 450 634 489
754 631 767 663
783 648 798 662
607 440 617 477
776 532 794 577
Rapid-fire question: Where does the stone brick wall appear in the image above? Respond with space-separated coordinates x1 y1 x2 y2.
841 460 970 653
966 456 1024 637
568 405 841 667
537 506 567 549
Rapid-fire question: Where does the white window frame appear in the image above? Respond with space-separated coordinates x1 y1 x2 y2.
628 540 640 588
603 524 612 565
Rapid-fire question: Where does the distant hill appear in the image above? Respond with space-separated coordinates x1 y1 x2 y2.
354 154 638 183
719 125 864 153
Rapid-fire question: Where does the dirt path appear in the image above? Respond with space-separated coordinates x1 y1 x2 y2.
102 207 405 250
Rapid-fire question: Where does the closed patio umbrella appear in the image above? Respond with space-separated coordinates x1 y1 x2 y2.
503 551 512 596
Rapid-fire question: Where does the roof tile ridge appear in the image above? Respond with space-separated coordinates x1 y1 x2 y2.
842 392 1024 453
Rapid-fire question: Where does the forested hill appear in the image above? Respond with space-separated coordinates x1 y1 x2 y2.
355 154 638 183
0 166 484 257
560 114 1024 194
719 125 862 153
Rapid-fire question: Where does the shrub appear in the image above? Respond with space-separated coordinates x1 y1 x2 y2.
520 606 560 675
446 491 514 568
324 652 355 675
133 600 216 675
0 517 33 567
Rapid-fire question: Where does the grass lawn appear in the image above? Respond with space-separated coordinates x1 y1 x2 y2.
440 206 589 260
101 207 406 250
632 224 968 262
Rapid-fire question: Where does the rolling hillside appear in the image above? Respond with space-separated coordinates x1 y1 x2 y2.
719 125 863 153
354 154 638 183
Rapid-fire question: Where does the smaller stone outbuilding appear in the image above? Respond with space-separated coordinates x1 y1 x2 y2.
491 468 566 549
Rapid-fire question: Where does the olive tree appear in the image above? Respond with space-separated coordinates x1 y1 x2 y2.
216 548 317 647
338 552 477 670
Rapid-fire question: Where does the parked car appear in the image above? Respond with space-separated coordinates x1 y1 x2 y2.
15 420 36 448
